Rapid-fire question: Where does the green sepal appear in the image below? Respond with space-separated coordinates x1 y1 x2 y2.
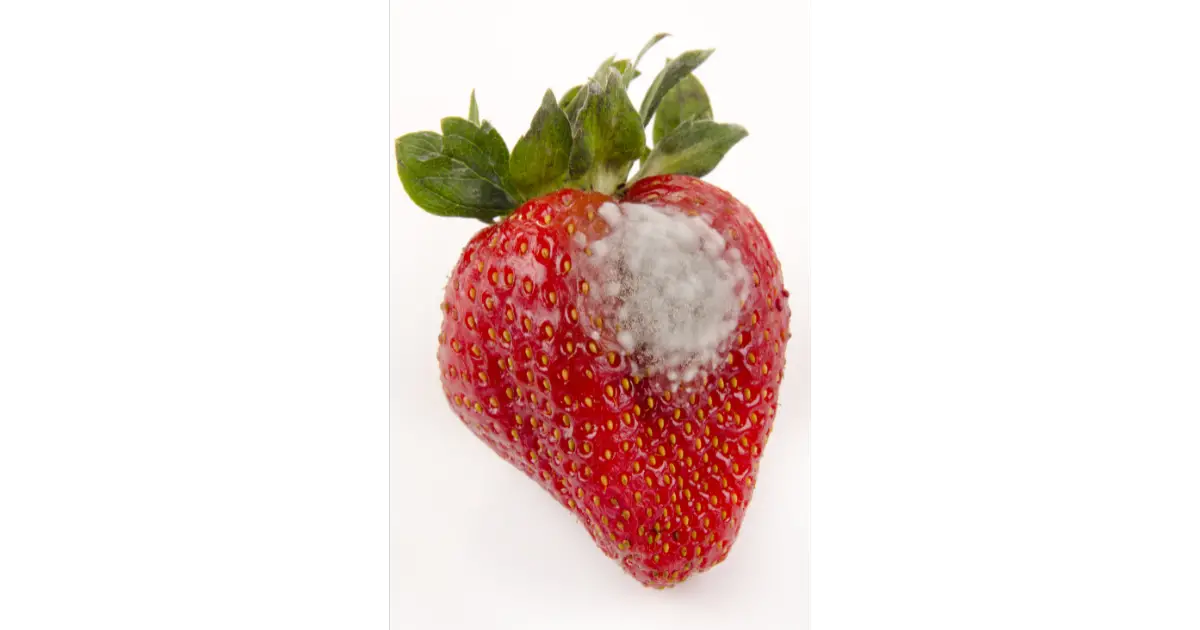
626 33 669 86
560 85 583 112
652 72 713 145
395 131 518 223
567 68 646 194
440 117 517 199
510 89 573 199
467 90 479 126
639 49 714 127
635 120 747 180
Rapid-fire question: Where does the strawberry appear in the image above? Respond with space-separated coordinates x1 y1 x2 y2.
395 35 791 588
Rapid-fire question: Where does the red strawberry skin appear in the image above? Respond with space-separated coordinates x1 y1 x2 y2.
436 175 790 587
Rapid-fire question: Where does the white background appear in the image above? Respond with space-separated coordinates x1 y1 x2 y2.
391 2 810 629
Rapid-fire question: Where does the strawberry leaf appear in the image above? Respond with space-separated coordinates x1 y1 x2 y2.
638 49 714 127
468 90 479 126
395 131 517 223
568 68 645 194
440 116 516 198
510 89 572 199
652 73 713 145
635 119 747 180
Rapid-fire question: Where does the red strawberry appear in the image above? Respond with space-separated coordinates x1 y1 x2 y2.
396 35 791 588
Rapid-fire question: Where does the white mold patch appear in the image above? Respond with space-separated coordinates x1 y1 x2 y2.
581 201 748 384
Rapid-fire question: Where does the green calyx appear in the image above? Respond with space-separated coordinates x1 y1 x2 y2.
394 34 747 223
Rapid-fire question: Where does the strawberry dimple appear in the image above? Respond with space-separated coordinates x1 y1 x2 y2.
436 177 790 588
